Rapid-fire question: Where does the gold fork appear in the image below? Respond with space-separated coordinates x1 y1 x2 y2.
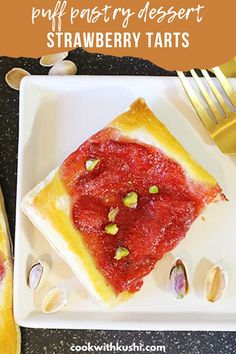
177 67 236 154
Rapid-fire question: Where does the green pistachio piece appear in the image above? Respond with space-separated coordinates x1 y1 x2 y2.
85 158 100 171
105 223 119 235
108 207 119 222
114 247 129 260
122 192 138 208
149 185 159 194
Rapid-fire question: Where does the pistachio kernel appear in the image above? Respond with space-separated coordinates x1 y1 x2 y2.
149 185 159 194
114 247 129 260
169 259 188 300
85 159 100 171
105 223 119 235
122 191 138 208
108 207 119 222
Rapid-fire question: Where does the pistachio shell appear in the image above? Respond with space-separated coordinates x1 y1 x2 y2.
5 68 30 90
28 261 49 290
41 288 67 314
204 265 226 303
40 52 68 67
49 60 77 76
169 259 188 299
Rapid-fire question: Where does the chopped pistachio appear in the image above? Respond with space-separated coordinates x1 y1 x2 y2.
105 223 119 235
149 185 159 194
108 207 119 222
114 247 129 260
85 158 100 171
122 191 138 208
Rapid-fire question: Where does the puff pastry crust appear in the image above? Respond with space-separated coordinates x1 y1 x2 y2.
0 188 21 354
22 99 223 306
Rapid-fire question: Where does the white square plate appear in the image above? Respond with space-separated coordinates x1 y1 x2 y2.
14 76 236 330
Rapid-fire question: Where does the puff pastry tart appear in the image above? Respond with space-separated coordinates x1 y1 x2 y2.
0 188 21 353
22 99 224 306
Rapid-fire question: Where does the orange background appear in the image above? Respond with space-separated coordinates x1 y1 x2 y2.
0 0 235 71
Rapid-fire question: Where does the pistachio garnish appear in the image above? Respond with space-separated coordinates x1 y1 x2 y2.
108 207 119 222
40 52 68 67
85 159 100 171
105 223 119 235
204 265 226 303
5 67 30 90
149 185 159 194
41 287 67 314
169 259 188 299
28 261 49 290
122 192 138 208
114 247 129 260
49 60 77 76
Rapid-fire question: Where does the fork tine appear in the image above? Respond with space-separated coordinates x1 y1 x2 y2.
201 70 231 117
212 67 236 109
190 70 223 123
177 71 214 131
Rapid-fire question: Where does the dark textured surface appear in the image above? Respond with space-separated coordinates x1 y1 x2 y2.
0 48 235 354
